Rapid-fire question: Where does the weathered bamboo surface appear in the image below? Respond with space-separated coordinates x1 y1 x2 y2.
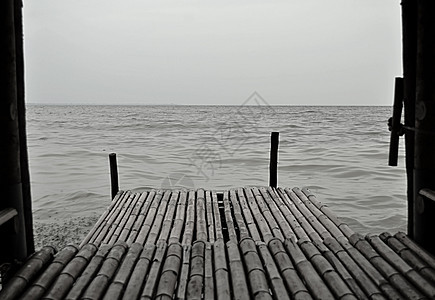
2 187 435 299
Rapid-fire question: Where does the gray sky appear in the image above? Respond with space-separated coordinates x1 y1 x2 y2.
24 1 402 106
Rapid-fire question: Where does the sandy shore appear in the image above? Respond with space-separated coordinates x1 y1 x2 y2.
33 215 100 251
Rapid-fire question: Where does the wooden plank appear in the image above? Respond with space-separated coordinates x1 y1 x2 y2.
122 243 156 300
66 244 112 300
227 240 250 300
103 243 143 300
81 242 128 300
155 243 182 300
0 207 17 226
44 244 98 300
252 187 284 241
187 241 205 299
127 191 156 244
182 191 196 246
240 238 272 299
196 189 207 241
268 238 312 300
19 245 78 299
0 246 56 300
168 190 187 245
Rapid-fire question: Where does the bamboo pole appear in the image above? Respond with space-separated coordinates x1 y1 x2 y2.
0 246 55 300
122 243 156 300
155 243 182 300
269 132 279 188
196 189 207 241
268 238 311 300
237 188 261 241
205 191 215 243
81 242 128 300
213 239 231 300
229 189 250 240
227 240 250 300
187 241 205 299
168 191 187 245
252 187 284 241
135 190 164 245
245 188 273 243
212 191 224 241
204 242 215 300
157 191 179 243
43 244 98 300
140 241 167 299
145 191 171 245
182 191 196 246
176 245 191 300
65 244 111 300
109 153 119 199
128 191 156 244
20 245 78 299
119 192 148 243
103 243 143 300
395 232 435 270
223 191 237 242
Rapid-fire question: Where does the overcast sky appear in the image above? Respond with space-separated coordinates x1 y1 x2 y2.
23 1 402 106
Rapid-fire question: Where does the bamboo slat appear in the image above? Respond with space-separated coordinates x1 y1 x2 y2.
107 192 142 244
227 240 250 300
65 244 112 300
252 187 284 241
240 238 272 300
102 192 137 245
140 241 167 299
257 243 290 300
237 188 261 241
103 243 143 300
395 232 435 270
20 245 78 300
259 188 294 240
213 239 231 300
168 191 187 245
176 245 191 300
268 238 312 300
196 189 207 241
81 242 128 300
298 238 357 299
0 246 56 300
349 234 423 299
284 238 335 300
134 190 163 245
223 191 237 242
187 241 205 299
118 192 148 243
205 191 216 243
142 190 170 245
244 188 274 243
182 191 196 246
155 243 182 300
366 234 435 298
157 191 180 243
380 232 435 285
122 243 156 300
43 244 98 300
230 189 250 241
204 242 215 300
80 191 127 247
127 191 156 244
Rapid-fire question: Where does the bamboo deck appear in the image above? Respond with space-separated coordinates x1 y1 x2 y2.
2 187 435 299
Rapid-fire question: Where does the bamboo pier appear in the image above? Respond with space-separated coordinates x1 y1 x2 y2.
1 187 435 299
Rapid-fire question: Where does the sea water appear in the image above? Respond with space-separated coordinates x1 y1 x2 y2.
26 104 407 249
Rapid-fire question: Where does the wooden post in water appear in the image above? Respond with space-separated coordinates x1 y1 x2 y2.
401 0 418 237
413 0 435 254
109 153 119 199
269 132 279 188
0 0 28 262
388 77 404 167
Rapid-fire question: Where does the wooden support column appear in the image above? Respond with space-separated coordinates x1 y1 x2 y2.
269 132 279 188
413 0 435 254
0 0 28 261
109 153 119 199
401 0 418 237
